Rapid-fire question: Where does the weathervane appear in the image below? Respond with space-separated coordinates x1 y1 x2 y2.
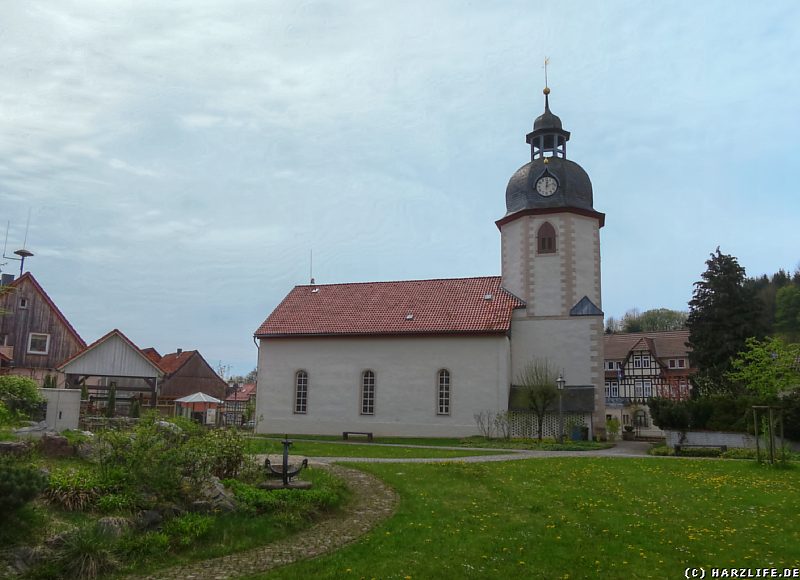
543 56 550 90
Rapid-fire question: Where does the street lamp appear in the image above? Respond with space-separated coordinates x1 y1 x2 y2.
556 373 566 443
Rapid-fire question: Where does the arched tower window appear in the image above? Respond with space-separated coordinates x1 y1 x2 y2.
537 222 557 254
361 370 375 415
437 369 451 415
294 370 308 414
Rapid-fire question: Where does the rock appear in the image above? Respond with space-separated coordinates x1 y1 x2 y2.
76 441 95 460
0 440 31 457
195 476 236 513
189 500 214 514
96 516 133 539
9 546 53 574
159 503 185 519
135 509 163 529
13 421 49 439
39 434 74 458
44 528 75 548
156 420 182 435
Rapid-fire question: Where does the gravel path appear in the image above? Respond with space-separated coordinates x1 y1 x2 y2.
311 439 653 463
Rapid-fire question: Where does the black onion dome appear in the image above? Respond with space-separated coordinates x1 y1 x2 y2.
505 156 593 215
533 107 563 132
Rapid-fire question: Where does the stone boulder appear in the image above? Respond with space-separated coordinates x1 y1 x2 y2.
39 434 74 458
96 516 133 539
192 476 236 513
135 509 163 530
0 440 31 457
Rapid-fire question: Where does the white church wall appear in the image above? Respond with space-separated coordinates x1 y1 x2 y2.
529 216 564 317
500 217 526 301
256 335 511 437
510 316 593 384
571 215 602 308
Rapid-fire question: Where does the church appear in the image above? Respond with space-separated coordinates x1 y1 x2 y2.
254 87 607 438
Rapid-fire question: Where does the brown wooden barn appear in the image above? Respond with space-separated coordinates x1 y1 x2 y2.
141 347 227 402
0 272 86 384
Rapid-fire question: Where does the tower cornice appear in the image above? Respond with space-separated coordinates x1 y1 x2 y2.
495 206 605 230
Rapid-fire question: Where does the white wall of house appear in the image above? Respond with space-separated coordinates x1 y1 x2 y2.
256 334 511 437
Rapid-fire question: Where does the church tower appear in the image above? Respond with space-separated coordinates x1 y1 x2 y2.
497 86 606 435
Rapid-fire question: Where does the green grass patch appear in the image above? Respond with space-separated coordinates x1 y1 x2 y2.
246 438 512 458
255 458 800 579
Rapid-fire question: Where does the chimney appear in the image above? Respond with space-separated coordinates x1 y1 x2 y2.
0 274 14 286
176 348 183 355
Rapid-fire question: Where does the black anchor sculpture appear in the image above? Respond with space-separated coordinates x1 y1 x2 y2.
264 435 308 486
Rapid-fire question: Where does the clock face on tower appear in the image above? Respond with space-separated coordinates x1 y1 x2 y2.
535 175 558 197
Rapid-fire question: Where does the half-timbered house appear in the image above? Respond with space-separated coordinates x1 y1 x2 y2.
603 330 694 436
0 272 85 384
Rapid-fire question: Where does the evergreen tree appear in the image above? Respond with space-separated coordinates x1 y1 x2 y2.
105 384 117 418
686 248 763 395
775 285 800 341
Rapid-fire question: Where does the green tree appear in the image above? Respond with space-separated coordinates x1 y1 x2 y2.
105 383 117 418
687 249 764 395
775 285 800 341
517 360 559 441
635 308 688 332
728 337 800 397
0 375 44 418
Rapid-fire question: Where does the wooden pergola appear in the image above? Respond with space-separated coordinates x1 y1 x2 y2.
57 329 164 406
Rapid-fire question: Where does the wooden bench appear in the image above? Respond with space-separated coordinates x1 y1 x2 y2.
674 444 727 456
343 431 373 442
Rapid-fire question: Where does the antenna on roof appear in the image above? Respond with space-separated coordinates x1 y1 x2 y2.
3 213 35 277
309 249 315 285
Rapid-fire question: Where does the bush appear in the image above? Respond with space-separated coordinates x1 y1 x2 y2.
782 390 800 441
226 470 347 525
46 466 111 511
55 525 120 580
648 395 771 433
0 459 48 520
162 513 214 547
720 447 758 460
96 492 137 514
118 531 169 562
648 445 673 456
0 375 44 418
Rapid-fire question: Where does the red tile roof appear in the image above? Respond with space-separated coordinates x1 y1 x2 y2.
141 347 162 365
9 272 86 348
603 330 691 360
225 382 256 402
255 276 525 338
157 350 197 374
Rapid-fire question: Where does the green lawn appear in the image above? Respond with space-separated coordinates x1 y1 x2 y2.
245 438 511 459
255 458 800 579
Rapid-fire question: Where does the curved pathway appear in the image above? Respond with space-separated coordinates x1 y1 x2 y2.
129 440 651 579
129 463 399 580
311 439 653 463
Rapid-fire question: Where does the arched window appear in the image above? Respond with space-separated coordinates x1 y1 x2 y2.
294 370 308 414
537 222 556 254
361 370 375 415
437 369 451 415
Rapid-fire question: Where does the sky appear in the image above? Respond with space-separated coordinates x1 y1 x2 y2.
2 1 799 376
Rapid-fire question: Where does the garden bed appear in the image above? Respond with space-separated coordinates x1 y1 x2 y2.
1 416 349 579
